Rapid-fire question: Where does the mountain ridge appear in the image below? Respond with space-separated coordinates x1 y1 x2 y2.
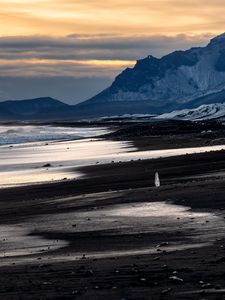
2 33 225 120
77 32 225 116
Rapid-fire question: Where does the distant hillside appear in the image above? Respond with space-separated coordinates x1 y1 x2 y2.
0 97 77 121
0 106 16 120
0 97 67 116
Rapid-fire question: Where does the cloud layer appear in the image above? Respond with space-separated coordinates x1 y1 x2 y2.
0 0 224 102
0 33 211 77
0 0 225 36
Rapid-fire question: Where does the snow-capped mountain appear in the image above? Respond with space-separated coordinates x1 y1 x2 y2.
76 33 225 116
156 103 225 121
2 33 225 121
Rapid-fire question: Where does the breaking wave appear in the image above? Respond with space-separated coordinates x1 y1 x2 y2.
0 125 109 145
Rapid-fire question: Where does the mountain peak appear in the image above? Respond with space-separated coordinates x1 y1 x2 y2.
208 32 225 47
78 32 225 117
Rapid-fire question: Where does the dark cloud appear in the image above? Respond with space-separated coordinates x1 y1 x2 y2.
0 33 212 62
0 60 125 78
0 33 215 102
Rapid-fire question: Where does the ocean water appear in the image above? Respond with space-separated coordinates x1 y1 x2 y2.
1 124 225 188
0 138 134 187
0 135 225 187
0 125 110 145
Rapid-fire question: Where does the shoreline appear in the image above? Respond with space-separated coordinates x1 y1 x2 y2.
1 154 225 298
2 123 225 299
1 148 225 203
1 135 225 188
2 119 225 188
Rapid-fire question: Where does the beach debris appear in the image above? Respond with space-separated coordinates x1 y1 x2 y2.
72 290 82 295
201 283 213 289
153 256 160 261
42 163 52 168
215 284 222 289
154 172 160 187
169 276 184 283
129 267 138 275
161 288 173 295
162 264 169 270
156 242 169 248
84 270 94 277
215 256 225 263
94 285 100 290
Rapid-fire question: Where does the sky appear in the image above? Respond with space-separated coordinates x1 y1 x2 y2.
0 0 224 104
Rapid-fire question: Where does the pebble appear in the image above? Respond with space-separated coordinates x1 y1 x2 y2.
201 283 213 289
156 242 169 248
139 278 147 282
153 257 160 261
84 270 94 277
169 276 184 283
42 163 52 168
161 288 173 295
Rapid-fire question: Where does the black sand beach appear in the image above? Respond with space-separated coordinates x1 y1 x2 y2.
1 139 225 299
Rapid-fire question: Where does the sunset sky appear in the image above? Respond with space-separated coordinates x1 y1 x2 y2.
0 0 224 103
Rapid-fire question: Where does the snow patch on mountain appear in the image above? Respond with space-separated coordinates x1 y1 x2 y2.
156 103 225 121
105 48 225 105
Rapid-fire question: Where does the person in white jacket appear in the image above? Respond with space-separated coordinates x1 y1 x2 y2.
155 172 160 187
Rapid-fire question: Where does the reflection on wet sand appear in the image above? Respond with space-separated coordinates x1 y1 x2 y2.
1 194 224 266
1 137 225 187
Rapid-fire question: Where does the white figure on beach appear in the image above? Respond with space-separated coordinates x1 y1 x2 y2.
155 172 160 187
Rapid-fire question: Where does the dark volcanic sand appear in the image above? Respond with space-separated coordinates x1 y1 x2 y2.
1 148 225 298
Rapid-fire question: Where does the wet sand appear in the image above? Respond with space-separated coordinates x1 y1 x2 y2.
1 136 225 187
1 148 225 299
0 138 135 187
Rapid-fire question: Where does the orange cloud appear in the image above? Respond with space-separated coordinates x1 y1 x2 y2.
0 1 224 102
0 0 224 37
0 0 224 79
